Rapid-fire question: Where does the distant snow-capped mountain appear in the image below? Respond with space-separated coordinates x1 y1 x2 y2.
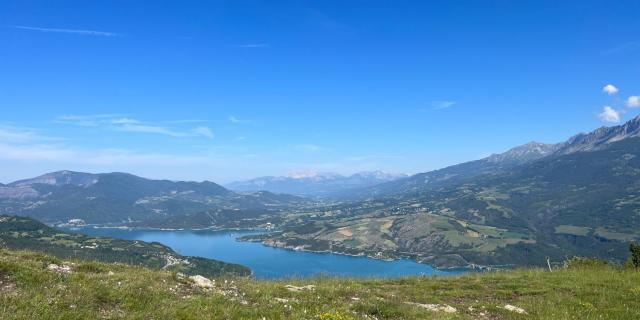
226 171 407 196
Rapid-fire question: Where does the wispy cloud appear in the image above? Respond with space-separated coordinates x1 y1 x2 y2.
0 126 63 143
230 44 269 48
56 114 214 139
164 119 208 124
114 123 190 137
228 115 250 124
308 9 353 33
11 25 121 37
0 142 210 166
56 114 122 126
601 41 640 55
432 100 456 110
295 144 324 152
192 127 214 139
0 126 41 143
0 126 212 166
0 125 246 183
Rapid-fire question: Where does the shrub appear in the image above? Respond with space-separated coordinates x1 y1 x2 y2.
630 243 640 268
623 258 635 270
565 257 608 269
76 261 107 273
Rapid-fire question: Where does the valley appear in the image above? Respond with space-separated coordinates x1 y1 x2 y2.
5 2 640 318
2 117 640 273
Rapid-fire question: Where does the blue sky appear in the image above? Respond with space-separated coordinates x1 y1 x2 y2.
1 0 639 183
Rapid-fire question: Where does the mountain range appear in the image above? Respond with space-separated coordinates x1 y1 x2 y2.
226 171 407 197
346 116 640 200
0 171 308 224
246 116 640 267
3 116 640 268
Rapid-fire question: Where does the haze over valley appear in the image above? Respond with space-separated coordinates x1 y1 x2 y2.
3 115 640 270
2 1 640 318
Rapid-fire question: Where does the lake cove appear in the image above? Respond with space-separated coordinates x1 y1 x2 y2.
71 228 465 279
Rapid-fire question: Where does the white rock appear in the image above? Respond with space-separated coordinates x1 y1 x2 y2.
189 275 215 288
405 302 457 313
504 304 527 314
47 264 72 274
285 284 315 292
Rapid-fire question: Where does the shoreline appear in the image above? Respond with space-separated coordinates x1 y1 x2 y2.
58 223 506 272
237 236 499 272
57 223 274 233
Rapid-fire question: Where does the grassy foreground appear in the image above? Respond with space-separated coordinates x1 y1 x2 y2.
0 249 639 319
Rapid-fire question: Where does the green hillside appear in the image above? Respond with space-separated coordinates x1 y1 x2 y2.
248 137 640 268
0 215 250 278
0 171 309 224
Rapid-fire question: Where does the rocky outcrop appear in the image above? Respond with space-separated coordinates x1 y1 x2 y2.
189 275 215 288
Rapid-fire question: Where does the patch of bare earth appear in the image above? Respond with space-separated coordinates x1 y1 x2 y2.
337 227 354 237
0 272 17 294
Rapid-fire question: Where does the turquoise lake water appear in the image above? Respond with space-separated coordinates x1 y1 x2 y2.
72 227 464 279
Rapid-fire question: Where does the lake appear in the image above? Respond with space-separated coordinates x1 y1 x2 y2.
72 227 464 279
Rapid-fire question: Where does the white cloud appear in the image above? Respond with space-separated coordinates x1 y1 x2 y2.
432 101 455 110
0 142 75 162
111 117 140 125
0 142 210 166
192 127 214 139
0 126 210 166
11 25 121 37
0 127 39 143
114 124 190 137
626 96 640 108
603 84 619 95
56 115 213 139
0 126 64 144
0 126 243 183
597 106 621 123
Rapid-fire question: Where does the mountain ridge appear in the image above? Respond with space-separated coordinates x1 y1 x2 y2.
0 171 308 224
226 171 407 197
251 135 640 268
345 115 640 199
